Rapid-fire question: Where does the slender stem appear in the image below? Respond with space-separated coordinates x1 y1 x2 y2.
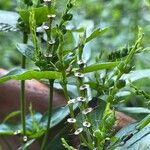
20 32 28 137
62 71 75 118
41 80 54 150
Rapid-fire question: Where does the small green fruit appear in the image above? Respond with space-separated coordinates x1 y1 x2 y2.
67 3 73 9
116 79 126 89
63 13 73 21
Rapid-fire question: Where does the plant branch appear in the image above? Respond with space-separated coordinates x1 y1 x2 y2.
40 79 54 150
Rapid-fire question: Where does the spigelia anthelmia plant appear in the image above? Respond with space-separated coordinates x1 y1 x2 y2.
0 0 150 150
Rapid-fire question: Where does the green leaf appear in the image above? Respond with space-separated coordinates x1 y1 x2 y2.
40 106 70 128
85 27 109 43
0 123 20 135
82 62 119 73
117 107 150 114
45 128 68 150
115 123 150 150
0 10 19 32
122 69 150 83
3 111 21 123
19 6 55 26
16 43 35 61
0 10 19 26
0 69 62 83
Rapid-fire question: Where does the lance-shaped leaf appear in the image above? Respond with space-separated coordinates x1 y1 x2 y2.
117 107 150 114
0 10 19 26
115 123 150 150
16 43 35 61
40 105 70 129
0 10 19 32
121 69 150 83
0 69 62 83
0 123 20 135
85 27 109 43
82 62 119 73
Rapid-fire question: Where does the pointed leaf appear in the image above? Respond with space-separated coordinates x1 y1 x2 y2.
122 69 150 83
16 43 35 61
3 111 21 123
115 123 150 150
0 123 20 135
40 106 70 128
0 69 62 83
0 10 19 26
0 10 19 32
82 62 119 73
85 27 109 43
19 6 55 26
118 107 150 114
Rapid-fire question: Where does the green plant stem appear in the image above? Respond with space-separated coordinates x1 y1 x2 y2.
62 71 75 118
41 79 54 150
20 32 28 137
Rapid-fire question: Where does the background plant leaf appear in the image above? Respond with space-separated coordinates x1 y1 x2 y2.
16 43 35 61
115 123 150 150
3 111 21 123
122 69 150 83
19 6 55 26
0 69 62 83
85 27 109 43
40 106 70 129
82 62 119 73
117 107 150 114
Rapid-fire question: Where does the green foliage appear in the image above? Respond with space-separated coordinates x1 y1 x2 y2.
0 0 150 150
0 69 62 83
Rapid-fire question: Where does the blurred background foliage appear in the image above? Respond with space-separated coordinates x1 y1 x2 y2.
0 0 150 110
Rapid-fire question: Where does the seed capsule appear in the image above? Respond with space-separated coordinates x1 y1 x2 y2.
74 128 83 135
79 84 88 91
76 96 86 102
83 121 91 128
77 59 86 68
43 25 49 30
47 14 56 19
82 107 93 115
74 72 84 78
23 136 28 142
67 118 76 123
116 79 126 89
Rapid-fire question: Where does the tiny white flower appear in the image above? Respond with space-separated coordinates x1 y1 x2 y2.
23 136 28 142
82 107 93 115
105 137 110 141
67 99 76 104
76 96 86 102
80 84 88 91
44 0 51 2
48 40 55 45
83 121 91 128
47 14 56 19
74 128 83 135
74 72 84 78
43 25 49 30
77 59 86 66
67 118 76 123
